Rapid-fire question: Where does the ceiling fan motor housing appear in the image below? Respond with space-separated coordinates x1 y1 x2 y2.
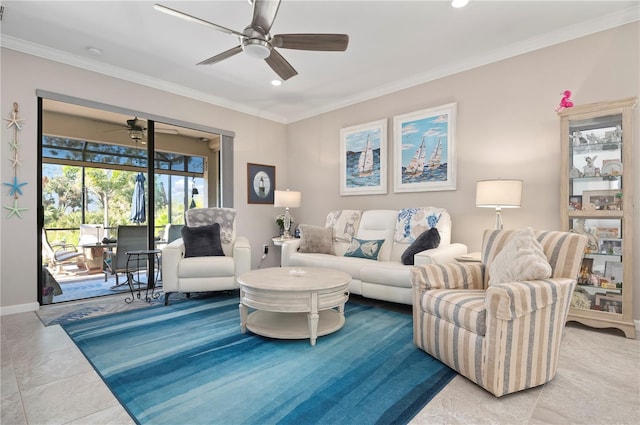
242 26 272 59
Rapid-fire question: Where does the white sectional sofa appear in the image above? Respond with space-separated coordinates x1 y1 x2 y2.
281 208 467 305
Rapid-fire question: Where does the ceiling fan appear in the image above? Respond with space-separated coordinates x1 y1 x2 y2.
154 0 349 81
104 117 178 144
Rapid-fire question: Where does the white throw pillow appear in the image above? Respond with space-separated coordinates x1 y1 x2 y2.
488 228 552 285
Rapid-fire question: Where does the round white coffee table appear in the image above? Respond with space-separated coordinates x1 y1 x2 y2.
238 267 351 346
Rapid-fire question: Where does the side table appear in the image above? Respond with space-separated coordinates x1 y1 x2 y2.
455 252 482 263
125 249 161 303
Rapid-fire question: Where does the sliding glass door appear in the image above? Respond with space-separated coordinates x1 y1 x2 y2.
38 97 223 304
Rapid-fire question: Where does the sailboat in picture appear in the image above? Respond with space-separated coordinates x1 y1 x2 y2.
404 136 426 176
357 134 374 177
426 137 442 170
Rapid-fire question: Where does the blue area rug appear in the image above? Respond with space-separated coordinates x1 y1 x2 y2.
63 295 456 425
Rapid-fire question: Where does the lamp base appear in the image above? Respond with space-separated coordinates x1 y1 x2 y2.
495 209 503 230
283 208 292 239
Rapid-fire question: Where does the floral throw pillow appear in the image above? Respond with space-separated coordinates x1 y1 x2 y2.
185 208 236 244
326 210 362 242
395 207 444 243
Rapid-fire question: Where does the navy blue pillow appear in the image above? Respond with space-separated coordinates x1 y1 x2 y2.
401 227 441 265
181 224 225 258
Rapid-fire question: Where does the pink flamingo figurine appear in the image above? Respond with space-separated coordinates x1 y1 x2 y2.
555 90 574 112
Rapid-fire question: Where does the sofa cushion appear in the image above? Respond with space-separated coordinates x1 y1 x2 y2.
326 210 362 242
401 228 441 265
299 224 333 254
422 289 487 336
181 224 225 258
178 255 235 278
395 207 445 243
360 262 412 289
488 227 552 285
344 237 385 260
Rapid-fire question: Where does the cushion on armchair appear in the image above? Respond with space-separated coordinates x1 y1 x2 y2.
488 227 551 285
181 224 225 258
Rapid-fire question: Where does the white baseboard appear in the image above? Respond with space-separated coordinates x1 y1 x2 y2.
0 302 39 316
636 320 640 340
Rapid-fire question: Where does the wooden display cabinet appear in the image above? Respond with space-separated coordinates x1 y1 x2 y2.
559 97 637 338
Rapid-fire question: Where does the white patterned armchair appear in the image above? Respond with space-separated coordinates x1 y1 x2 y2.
411 229 587 397
161 208 251 305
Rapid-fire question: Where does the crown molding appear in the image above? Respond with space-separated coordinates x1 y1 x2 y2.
2 5 637 125
0 35 289 124
286 6 640 123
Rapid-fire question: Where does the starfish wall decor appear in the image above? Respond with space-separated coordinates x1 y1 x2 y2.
3 102 28 219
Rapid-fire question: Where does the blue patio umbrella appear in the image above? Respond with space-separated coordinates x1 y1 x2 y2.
130 172 146 224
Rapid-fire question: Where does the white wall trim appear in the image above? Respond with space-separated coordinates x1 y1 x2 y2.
1 7 637 125
0 302 39 316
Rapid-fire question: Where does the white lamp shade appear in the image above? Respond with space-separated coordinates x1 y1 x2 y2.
476 179 523 208
274 190 301 208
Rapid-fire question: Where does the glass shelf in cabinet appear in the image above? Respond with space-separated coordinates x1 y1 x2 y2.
570 142 621 155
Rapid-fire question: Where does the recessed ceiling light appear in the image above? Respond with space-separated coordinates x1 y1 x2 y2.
451 0 469 8
87 46 102 56
271 79 282 86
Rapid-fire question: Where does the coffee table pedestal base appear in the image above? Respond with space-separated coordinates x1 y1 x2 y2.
244 310 345 346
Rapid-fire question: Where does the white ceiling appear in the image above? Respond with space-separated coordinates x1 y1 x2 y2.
1 1 638 124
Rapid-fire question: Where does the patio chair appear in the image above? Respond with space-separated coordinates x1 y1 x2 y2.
42 229 88 275
106 225 149 286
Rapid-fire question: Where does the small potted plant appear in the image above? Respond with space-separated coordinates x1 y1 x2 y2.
615 192 623 210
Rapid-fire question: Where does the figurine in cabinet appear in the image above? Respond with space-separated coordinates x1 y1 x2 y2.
613 125 622 143
572 219 598 252
583 155 598 177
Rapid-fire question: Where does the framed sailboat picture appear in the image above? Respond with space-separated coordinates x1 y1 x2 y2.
393 103 457 192
340 119 388 196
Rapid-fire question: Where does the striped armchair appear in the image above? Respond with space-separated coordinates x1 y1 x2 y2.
411 229 587 397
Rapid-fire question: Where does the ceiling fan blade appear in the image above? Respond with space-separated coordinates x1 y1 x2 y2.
197 45 243 65
251 0 281 35
272 34 349 51
264 49 298 81
154 4 245 38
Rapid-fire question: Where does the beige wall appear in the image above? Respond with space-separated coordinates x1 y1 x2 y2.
287 23 639 319
1 23 639 322
1 48 288 312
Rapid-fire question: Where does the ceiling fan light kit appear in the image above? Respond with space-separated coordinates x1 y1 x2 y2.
243 39 271 59
154 0 349 81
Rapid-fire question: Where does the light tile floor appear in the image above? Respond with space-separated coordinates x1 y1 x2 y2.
2 306 639 424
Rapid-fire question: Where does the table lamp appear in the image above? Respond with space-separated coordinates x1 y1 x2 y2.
476 179 523 229
274 189 301 239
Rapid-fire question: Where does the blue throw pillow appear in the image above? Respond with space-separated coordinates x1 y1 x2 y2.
181 224 225 258
401 227 440 265
344 238 385 260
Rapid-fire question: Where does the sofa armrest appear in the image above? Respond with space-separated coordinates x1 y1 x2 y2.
281 239 301 267
486 278 576 320
233 236 251 278
411 262 485 292
161 238 185 292
414 243 468 265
